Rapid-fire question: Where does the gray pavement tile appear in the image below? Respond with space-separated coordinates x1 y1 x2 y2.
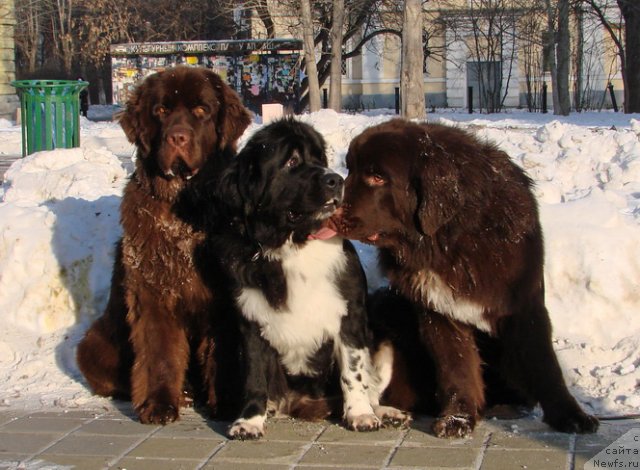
0 456 31 469
296 467 375 470
27 410 104 420
480 449 569 470
0 432 61 454
113 456 201 470
483 416 551 434
211 440 306 465
202 462 290 470
298 443 391 467
99 404 139 420
44 434 137 457
259 418 326 441
402 418 487 448
575 421 638 454
75 418 156 436
154 419 227 440
390 446 480 468
32 453 112 470
316 422 405 444
0 416 86 434
488 431 571 450
125 437 222 460
0 411 27 427
575 451 596 469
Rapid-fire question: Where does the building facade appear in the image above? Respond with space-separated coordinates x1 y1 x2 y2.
249 0 623 112
0 0 18 120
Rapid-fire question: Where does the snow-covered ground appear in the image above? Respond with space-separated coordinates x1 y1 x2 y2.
0 107 639 417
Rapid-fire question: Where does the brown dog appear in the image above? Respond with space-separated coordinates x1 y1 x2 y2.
76 66 251 424
332 119 598 437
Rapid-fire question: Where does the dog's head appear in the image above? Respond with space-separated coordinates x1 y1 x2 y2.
333 119 467 247
220 119 343 249
117 66 251 181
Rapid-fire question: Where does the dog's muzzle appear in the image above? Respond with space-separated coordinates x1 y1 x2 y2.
322 171 345 208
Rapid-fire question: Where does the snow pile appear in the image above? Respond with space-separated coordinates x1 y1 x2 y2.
0 147 127 332
0 109 639 416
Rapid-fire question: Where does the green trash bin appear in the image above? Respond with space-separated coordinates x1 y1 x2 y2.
11 79 89 156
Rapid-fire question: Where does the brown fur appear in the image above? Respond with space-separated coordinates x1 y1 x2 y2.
334 119 598 437
76 66 251 424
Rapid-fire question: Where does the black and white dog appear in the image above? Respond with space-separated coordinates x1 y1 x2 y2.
207 119 409 439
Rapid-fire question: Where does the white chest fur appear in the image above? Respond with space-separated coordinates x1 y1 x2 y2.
237 238 349 376
412 270 491 332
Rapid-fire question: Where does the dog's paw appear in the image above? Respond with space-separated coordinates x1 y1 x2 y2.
544 409 599 434
228 418 265 440
373 405 412 428
262 266 288 310
432 414 475 438
346 413 381 432
137 400 179 425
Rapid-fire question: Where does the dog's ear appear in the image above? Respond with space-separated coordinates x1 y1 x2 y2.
235 144 268 217
115 79 156 156
217 146 271 245
413 153 464 236
216 160 243 215
207 71 252 151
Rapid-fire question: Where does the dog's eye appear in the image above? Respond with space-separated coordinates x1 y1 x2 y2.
365 173 386 187
153 105 169 117
287 210 302 223
192 105 210 119
285 153 302 169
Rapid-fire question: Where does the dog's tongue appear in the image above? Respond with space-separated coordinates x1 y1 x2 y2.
308 218 339 240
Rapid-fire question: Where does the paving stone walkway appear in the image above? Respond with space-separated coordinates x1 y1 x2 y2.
0 404 636 470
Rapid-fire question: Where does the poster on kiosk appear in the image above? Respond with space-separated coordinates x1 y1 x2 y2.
110 39 302 115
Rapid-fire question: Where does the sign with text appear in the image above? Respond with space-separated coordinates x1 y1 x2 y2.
584 429 640 469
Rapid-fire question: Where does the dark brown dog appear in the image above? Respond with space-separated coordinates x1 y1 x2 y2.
76 66 251 424
332 119 598 437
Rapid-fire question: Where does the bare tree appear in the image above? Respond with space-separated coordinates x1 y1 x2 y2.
573 3 584 111
50 0 74 76
74 0 138 103
300 0 321 111
130 0 233 41
242 0 404 109
328 0 346 111
618 0 639 113
543 0 561 113
401 0 425 119
580 0 639 113
518 2 547 111
255 0 275 38
554 0 571 115
439 0 519 113
14 0 45 74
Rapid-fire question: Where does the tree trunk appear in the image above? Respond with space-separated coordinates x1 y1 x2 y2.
98 77 106 105
300 0 321 112
574 5 584 112
618 0 640 113
53 0 74 77
400 0 425 119
544 0 560 113
556 0 571 115
329 0 345 112
255 0 275 39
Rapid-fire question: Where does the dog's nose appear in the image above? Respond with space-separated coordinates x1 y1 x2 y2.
167 129 191 148
323 173 344 190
